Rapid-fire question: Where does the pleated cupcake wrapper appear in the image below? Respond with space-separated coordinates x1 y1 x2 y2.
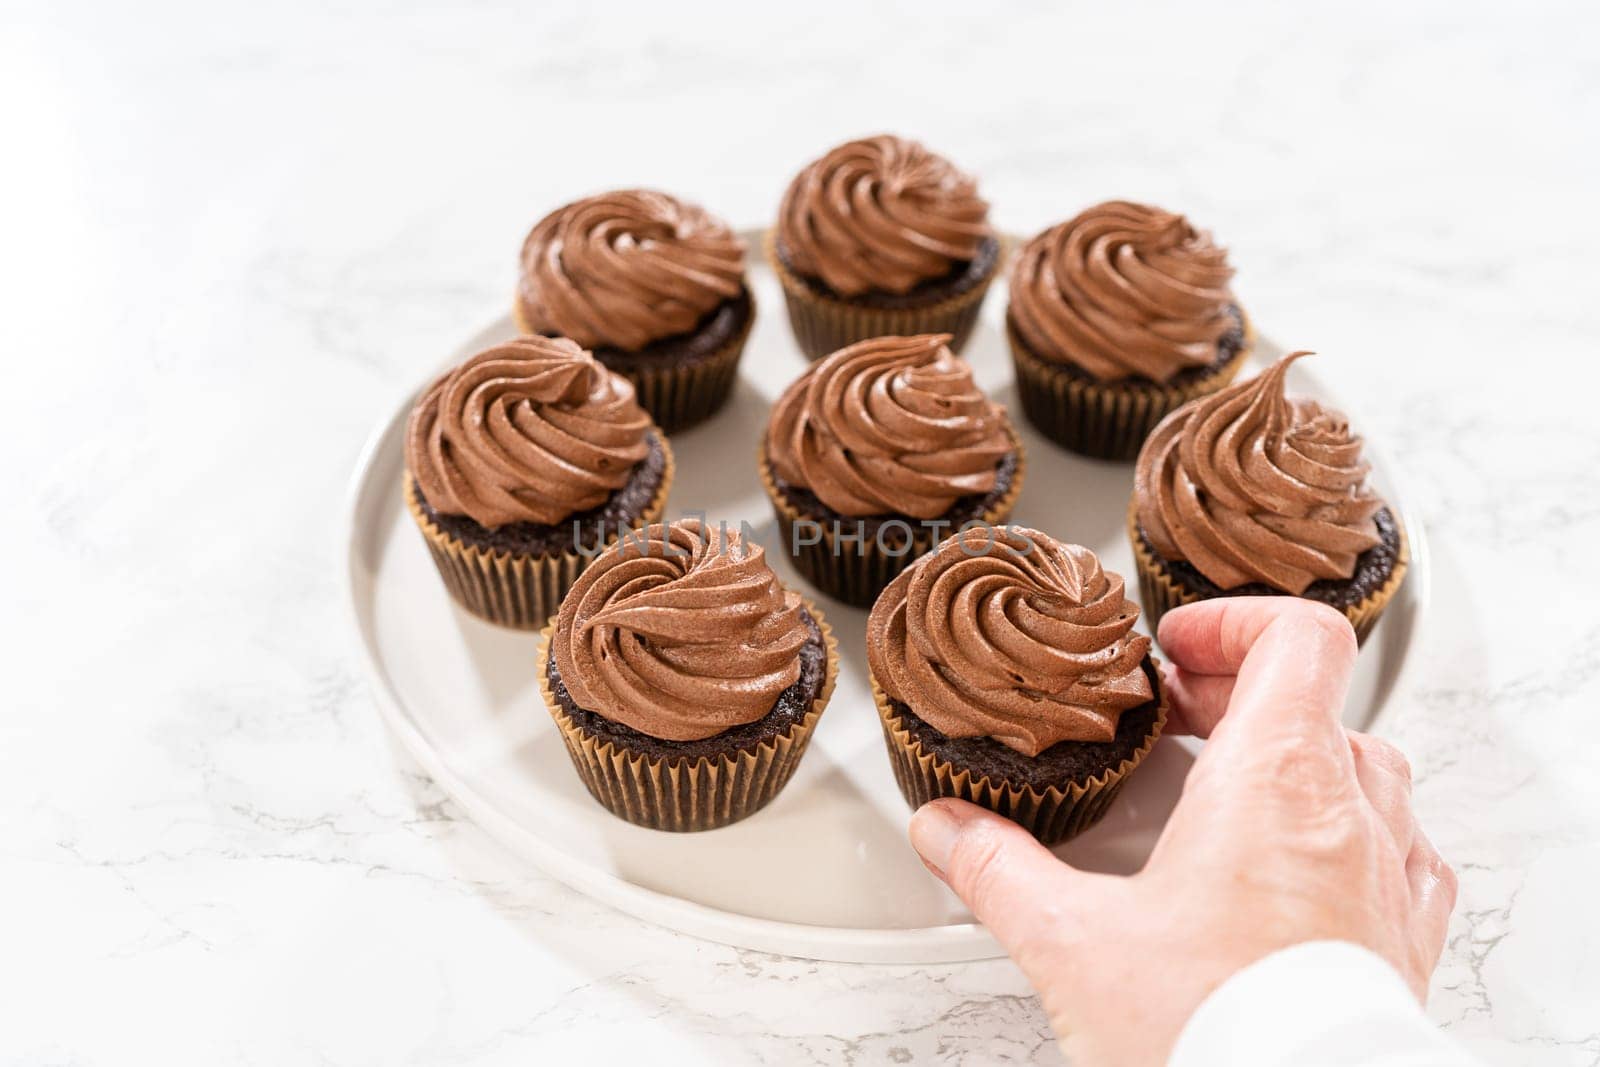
404 437 675 631
513 297 754 435
755 424 1026 609
764 229 997 361
870 667 1169 846
536 603 840 832
1125 499 1409 647
1007 316 1254 462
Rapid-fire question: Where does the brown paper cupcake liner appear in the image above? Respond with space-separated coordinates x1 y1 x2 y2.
765 229 997 360
1126 500 1409 646
514 297 754 435
536 603 839 832
1007 316 1254 462
871 666 1169 845
404 438 674 631
756 424 1026 608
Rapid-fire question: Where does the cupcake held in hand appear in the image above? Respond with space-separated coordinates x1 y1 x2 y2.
1129 351 1407 643
404 336 673 630
867 527 1168 844
539 520 838 832
768 135 999 359
515 189 753 432
758 333 1024 607
1008 200 1253 460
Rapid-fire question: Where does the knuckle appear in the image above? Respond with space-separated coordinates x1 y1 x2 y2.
1386 748 1415 786
1289 600 1359 655
1268 734 1354 800
1433 853 1460 903
1411 829 1459 909
1351 732 1413 785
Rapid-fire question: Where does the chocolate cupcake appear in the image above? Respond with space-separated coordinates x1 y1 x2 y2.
867 526 1168 844
537 520 838 832
515 189 753 433
404 336 673 630
767 135 999 359
758 334 1024 607
1007 200 1253 460
1129 351 1407 644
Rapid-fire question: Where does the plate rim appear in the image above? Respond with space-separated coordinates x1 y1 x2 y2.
340 237 1430 963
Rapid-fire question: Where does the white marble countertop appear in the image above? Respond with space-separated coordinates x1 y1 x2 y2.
5 1 1597 1063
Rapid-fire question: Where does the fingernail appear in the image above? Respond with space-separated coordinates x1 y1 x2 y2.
909 803 962 873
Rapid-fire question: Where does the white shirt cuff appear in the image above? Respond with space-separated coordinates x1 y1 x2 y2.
1168 941 1475 1067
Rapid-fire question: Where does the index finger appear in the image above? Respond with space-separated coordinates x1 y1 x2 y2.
1157 597 1358 753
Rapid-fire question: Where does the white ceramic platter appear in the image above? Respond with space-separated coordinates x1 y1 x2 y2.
343 231 1429 963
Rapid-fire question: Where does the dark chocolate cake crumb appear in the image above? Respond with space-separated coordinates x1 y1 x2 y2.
769 451 1020 548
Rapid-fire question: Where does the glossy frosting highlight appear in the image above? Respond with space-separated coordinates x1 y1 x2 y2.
1009 200 1237 383
552 521 809 741
518 189 745 351
868 527 1152 756
1134 351 1383 594
777 135 991 297
405 336 652 529
767 334 1012 519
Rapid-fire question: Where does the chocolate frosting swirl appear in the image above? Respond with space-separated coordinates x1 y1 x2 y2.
767 334 1012 519
406 336 651 529
552 521 809 741
518 190 746 351
868 527 1153 756
1009 200 1238 383
777 135 992 297
1134 352 1383 594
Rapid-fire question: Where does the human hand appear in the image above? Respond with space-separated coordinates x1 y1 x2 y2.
908 597 1456 1066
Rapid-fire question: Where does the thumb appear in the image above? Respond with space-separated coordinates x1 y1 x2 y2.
910 799 1108 967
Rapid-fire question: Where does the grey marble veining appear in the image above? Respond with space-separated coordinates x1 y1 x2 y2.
3 1 1598 1063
